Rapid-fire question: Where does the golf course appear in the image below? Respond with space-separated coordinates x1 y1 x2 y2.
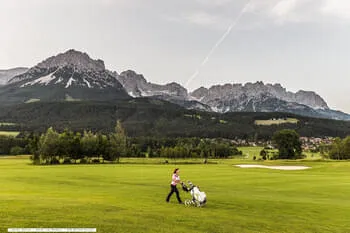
2 156 350 233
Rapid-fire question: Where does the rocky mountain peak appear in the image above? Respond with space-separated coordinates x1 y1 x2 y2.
190 81 329 111
7 50 123 90
36 49 105 72
119 70 147 84
116 70 188 99
295 90 329 109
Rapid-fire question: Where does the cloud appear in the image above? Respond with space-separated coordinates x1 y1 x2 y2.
185 12 219 27
164 1 251 30
166 0 350 32
164 11 232 30
321 0 350 20
271 0 297 17
194 0 234 7
248 0 350 25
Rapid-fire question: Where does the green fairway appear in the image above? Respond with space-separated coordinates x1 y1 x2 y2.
2 157 350 233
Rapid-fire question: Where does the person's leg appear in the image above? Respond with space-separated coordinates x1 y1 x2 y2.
174 186 182 203
166 185 175 202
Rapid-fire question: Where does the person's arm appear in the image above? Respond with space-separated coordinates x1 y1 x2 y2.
173 175 181 184
176 176 181 184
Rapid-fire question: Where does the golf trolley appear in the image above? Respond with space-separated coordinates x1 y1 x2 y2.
181 181 207 207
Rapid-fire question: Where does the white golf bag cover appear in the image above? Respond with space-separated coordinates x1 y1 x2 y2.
191 186 206 205
182 181 207 206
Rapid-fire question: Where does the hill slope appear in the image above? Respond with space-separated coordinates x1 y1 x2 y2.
1 99 350 138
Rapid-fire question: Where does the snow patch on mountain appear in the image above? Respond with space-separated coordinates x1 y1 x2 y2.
55 77 63 84
21 69 58 87
65 75 76 88
83 78 91 88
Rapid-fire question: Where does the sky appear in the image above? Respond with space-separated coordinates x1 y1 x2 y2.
1 0 350 112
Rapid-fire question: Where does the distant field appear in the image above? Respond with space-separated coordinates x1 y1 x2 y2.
239 147 322 160
0 131 20 137
0 122 17 126
65 94 81 102
303 151 322 160
2 157 350 233
238 146 264 159
25 98 40 103
255 118 299 125
184 114 202 120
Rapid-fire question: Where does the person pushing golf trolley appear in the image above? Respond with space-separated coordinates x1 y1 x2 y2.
166 168 207 207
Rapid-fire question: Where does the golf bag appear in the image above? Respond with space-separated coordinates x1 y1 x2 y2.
181 181 207 207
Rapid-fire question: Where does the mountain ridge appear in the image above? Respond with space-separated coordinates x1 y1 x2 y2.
0 49 348 121
0 67 28 85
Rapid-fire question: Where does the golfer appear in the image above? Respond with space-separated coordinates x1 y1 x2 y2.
166 168 183 204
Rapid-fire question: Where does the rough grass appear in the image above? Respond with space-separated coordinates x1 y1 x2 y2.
1 157 350 233
255 118 299 126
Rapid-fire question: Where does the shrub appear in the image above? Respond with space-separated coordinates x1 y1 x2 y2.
62 158 72 164
51 157 60 165
92 159 100 163
80 158 89 164
260 149 267 157
10 146 24 155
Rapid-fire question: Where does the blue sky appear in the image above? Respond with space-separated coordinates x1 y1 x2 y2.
1 0 349 112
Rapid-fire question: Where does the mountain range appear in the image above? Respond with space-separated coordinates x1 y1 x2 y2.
0 67 28 85
0 49 348 121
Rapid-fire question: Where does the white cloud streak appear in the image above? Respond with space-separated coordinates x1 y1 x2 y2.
185 0 253 89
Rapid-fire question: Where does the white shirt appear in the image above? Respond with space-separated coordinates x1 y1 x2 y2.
171 174 180 186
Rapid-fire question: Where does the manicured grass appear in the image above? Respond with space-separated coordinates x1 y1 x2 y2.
2 157 350 233
238 146 265 159
0 131 20 137
255 118 299 126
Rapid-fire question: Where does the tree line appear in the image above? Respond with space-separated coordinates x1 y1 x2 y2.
2 100 350 140
3 125 350 162
326 136 350 160
18 121 241 165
